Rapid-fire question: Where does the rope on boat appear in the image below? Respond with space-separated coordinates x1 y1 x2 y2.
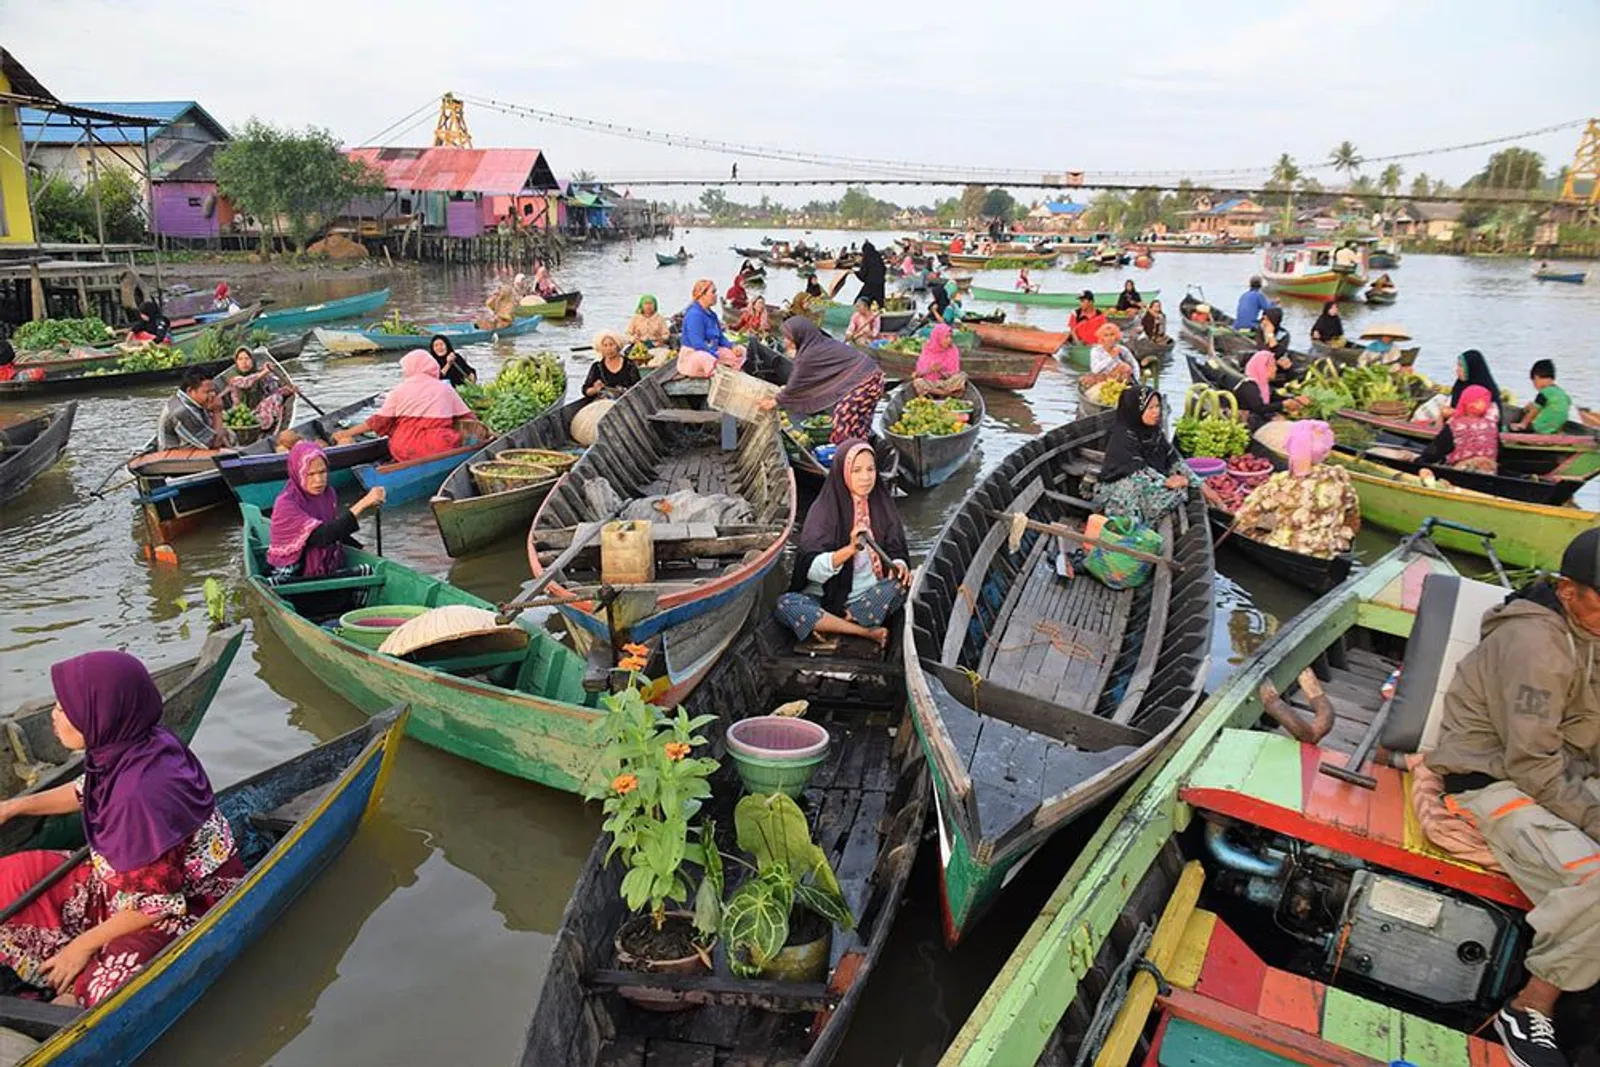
1074 921 1154 1067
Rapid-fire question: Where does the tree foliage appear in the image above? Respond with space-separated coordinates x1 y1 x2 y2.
838 186 897 224
213 119 384 256
1464 148 1545 191
980 187 1019 220
30 167 147 243
1328 141 1362 182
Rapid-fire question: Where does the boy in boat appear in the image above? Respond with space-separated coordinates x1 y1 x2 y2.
1510 359 1573 436
157 368 234 450
1424 528 1600 1067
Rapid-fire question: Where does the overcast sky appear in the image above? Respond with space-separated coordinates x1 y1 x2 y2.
7 0 1598 203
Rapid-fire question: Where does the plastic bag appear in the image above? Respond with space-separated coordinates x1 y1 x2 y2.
1083 516 1164 590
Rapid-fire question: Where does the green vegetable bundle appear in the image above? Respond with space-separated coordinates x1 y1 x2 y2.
369 310 424 337
224 404 261 430
13 317 112 350
463 351 568 433
1174 385 1248 458
115 345 186 372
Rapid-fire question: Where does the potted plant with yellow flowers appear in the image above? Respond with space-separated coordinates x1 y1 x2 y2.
589 645 722 1009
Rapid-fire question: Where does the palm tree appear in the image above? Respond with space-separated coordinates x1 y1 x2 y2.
1328 141 1362 185
1379 164 1404 197
1271 153 1302 188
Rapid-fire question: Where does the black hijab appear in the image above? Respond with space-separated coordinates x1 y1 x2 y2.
1311 302 1342 341
1100 385 1177 483
0 339 14 368
1116 280 1143 310
135 300 170 341
791 438 908 615
1450 349 1500 408
428 333 476 387
855 240 886 304
805 276 824 298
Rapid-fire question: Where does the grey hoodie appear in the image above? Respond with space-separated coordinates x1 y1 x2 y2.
1425 587 1600 839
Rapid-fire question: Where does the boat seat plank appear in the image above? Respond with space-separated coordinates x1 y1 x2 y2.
922 662 1151 749
246 782 333 835
662 379 711 397
267 574 385 597
647 409 727 426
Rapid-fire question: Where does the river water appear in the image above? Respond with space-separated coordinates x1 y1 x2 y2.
1 230 1597 1065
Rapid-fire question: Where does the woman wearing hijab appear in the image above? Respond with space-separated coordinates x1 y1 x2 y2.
1234 350 1303 432
1140 299 1169 344
533 262 559 298
627 295 671 346
222 346 296 430
583 330 641 400
678 279 748 378
1092 385 1189 525
843 299 882 345
331 349 476 461
1255 306 1290 360
1086 323 1139 384
757 317 884 443
268 441 385 577
914 324 967 398
803 274 825 300
854 240 886 308
1228 420 1359 558
1310 301 1344 346
1418 384 1499 473
1448 349 1502 422
0 340 45 383
735 295 771 336
725 273 749 311
1115 279 1144 312
128 300 170 344
775 439 910 652
0 650 246 1007
428 334 477 388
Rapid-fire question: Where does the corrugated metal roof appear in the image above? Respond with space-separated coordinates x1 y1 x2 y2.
349 147 558 195
19 100 226 145
1 49 56 102
1045 201 1085 214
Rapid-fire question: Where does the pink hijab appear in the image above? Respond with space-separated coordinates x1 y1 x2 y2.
1244 350 1275 404
1285 419 1334 476
378 350 472 420
267 441 343 574
1454 384 1493 421
916 324 961 381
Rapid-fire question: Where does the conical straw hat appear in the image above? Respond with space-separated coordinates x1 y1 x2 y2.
378 604 529 659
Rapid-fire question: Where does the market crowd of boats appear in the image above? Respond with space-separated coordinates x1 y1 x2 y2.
0 226 1597 1066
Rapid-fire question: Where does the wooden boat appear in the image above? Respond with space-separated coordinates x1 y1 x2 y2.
214 395 389 512
127 349 303 542
970 322 1067 354
1075 377 1113 417
1534 267 1587 284
1205 504 1354 594
905 411 1215 942
940 537 1565 1067
515 289 584 320
970 286 1160 309
880 382 983 489
0 402 76 501
354 440 484 508
242 504 608 790
17 305 265 371
865 344 1050 391
1365 283 1398 304
0 705 407 1065
256 287 390 330
1061 341 1090 371
313 315 541 355
655 251 690 266
430 397 586 557
1262 241 1365 301
819 302 915 334
0 624 242 855
1334 407 1600 477
0 329 303 401
1348 442 1589 506
1175 292 1260 359
520 616 930 1067
947 251 1059 269
527 365 796 706
1129 334 1175 364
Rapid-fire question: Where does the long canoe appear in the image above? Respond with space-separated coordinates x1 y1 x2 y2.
520 616 930 1067
0 326 301 402
970 286 1159 309
1205 504 1355 594
820 302 915 334
863 342 1049 390
430 397 586 557
16 305 264 373
655 252 689 266
0 402 76 501
0 706 406 1065
242 504 609 790
905 411 1215 942
880 382 984 489
1335 407 1600 477
940 539 1474 1067
1261 267 1343 301
313 315 541 355
969 322 1067 354
947 251 1059 269
214 396 389 512
528 364 796 706
1 624 242 854
255 287 391 330
1533 268 1587 284
514 289 583 320
1350 442 1588 506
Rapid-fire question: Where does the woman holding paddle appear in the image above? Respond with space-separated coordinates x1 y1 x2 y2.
0 649 244 1007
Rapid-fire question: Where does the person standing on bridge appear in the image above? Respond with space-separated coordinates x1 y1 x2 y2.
731 162 738 180
1234 276 1276 330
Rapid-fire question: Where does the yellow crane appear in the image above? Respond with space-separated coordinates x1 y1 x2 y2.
433 92 473 149
1559 118 1598 222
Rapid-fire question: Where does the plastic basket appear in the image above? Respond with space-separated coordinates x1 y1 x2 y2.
708 367 781 422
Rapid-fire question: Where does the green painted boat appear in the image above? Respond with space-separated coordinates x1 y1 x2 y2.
241 505 606 792
819 302 916 333
1061 340 1090 370
941 538 1475 1066
513 297 567 319
969 287 1158 310
256 287 390 330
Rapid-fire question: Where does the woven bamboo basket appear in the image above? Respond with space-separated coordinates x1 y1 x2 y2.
499 448 578 473
470 460 556 495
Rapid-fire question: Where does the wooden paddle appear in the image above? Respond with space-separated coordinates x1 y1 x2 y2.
0 846 88 927
985 509 1173 569
495 518 614 623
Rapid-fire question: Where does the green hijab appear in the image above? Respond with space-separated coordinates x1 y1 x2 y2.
635 294 659 314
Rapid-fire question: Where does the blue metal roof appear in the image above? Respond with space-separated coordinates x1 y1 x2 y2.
1045 201 1085 214
18 101 226 145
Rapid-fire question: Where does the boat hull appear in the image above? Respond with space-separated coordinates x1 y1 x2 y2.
0 402 75 500
969 323 1066 354
313 315 541 354
1335 408 1600 477
969 286 1159 309
1061 341 1090 370
1261 270 1343 300
354 444 480 507
256 287 390 330
1206 506 1354 593
865 345 1049 390
880 383 983 489
1534 270 1587 284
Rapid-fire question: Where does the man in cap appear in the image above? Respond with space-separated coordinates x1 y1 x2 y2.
1425 528 1600 1067
1066 289 1107 346
1234 275 1275 330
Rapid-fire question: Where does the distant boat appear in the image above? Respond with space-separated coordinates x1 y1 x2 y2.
1534 267 1587 284
256 287 391 330
313 315 541 355
655 251 690 266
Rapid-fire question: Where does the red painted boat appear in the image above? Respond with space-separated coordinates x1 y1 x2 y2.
970 322 1069 354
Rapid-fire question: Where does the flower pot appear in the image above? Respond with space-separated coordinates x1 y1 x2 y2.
613 911 712 1012
725 716 831 798
759 912 833 983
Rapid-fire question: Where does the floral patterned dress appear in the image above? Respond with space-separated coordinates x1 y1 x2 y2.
0 788 243 1006
1230 466 1360 559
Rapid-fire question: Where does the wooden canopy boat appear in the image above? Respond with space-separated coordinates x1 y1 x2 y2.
969 322 1067 354
905 412 1215 942
0 706 406 1065
940 537 1571 1067
1261 242 1364 301
655 251 690 266
528 365 796 705
0 624 242 855
430 397 586 558
0 402 75 501
865 343 1050 391
1205 504 1355 594
313 315 541 355
242 504 610 790
520 617 929 1067
256 287 390 330
1334 407 1600 477
880 382 984 489
970 286 1160 309
1533 267 1587 284
213 395 388 512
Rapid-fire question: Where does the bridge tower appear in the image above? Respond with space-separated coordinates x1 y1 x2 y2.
1559 118 1599 222
433 93 473 149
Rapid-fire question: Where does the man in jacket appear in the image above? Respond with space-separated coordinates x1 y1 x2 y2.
1426 528 1600 1067
1233 275 1275 329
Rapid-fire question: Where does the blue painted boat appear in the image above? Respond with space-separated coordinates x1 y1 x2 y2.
0 706 407 1065
1534 268 1588 284
354 443 481 507
257 287 391 330
312 315 541 355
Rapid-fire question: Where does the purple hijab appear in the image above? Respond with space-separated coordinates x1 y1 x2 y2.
268 441 342 575
775 317 878 416
51 650 216 872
